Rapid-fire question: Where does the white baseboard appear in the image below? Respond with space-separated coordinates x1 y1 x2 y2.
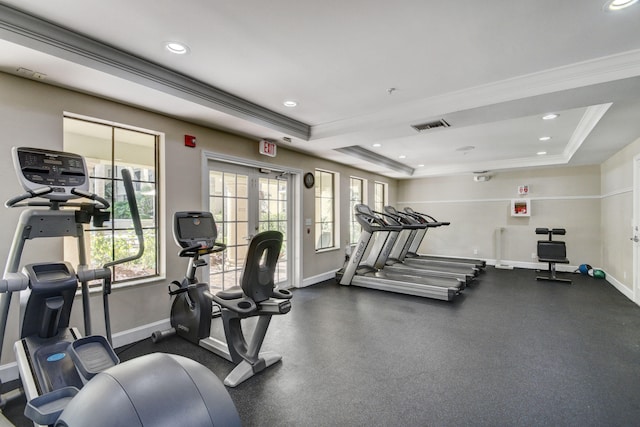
604 272 635 301
491 259 637 304
302 269 339 287
112 318 170 349
0 319 171 383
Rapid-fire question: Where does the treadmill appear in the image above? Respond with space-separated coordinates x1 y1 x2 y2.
356 205 474 285
381 206 480 278
400 207 486 270
336 208 463 301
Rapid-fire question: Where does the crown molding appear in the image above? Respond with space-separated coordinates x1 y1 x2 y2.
0 3 310 140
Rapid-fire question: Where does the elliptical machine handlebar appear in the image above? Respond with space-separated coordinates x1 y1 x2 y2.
5 187 111 212
103 169 143 268
4 186 54 208
101 168 146 344
70 188 110 210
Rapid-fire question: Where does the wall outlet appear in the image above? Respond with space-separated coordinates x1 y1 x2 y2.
531 252 537 259
473 249 478 255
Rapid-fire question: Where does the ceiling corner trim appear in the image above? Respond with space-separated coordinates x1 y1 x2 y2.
334 146 414 176
0 3 311 140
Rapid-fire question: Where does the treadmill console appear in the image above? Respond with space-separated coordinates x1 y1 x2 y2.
174 211 218 250
12 147 89 201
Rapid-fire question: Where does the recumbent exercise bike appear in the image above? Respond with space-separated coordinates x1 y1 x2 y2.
152 211 293 387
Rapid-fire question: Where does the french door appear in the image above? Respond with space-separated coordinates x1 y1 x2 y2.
207 161 290 291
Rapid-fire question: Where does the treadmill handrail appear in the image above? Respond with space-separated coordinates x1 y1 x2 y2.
383 206 430 229
355 213 402 233
403 208 448 226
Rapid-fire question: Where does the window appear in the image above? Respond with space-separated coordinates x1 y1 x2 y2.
63 116 159 284
349 177 366 244
374 181 388 213
315 169 338 250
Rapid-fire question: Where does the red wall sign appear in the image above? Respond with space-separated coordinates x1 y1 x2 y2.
259 139 277 157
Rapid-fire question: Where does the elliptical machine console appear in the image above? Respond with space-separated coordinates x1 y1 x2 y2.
12 147 89 199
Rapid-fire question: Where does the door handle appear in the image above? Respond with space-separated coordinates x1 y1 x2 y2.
630 235 639 243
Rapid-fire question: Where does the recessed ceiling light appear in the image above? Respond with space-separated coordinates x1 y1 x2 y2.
399 155 407 159
537 151 547 155
283 100 298 107
605 0 638 10
542 113 559 120
539 136 552 141
417 164 425 167
165 42 189 54
372 143 382 148
456 145 475 152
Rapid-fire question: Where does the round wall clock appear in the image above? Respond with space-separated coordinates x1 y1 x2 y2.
304 172 315 189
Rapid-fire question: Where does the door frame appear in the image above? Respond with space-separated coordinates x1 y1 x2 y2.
202 150 303 289
633 155 640 305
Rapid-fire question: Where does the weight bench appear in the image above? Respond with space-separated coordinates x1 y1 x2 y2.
535 228 571 284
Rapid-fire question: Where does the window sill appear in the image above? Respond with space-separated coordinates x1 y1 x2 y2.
80 274 166 295
112 275 166 290
315 247 340 254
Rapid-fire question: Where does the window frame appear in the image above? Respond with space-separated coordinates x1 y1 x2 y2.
314 168 340 251
374 181 388 213
63 115 161 287
349 176 367 245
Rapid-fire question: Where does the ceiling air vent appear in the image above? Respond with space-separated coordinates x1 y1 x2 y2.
411 119 450 132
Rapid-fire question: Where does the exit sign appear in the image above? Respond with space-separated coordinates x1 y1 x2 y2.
259 139 277 157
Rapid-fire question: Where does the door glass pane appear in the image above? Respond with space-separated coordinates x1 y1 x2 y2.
236 175 248 198
208 170 250 291
208 168 290 290
258 177 288 284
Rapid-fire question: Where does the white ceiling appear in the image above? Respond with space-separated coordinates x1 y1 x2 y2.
1 0 640 178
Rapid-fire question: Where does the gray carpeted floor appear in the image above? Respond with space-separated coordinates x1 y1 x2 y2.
4 267 640 426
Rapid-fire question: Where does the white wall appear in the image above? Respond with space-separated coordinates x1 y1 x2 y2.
397 166 602 269
0 72 396 363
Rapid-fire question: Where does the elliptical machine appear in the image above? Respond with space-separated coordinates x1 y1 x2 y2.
152 211 293 387
0 148 240 426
